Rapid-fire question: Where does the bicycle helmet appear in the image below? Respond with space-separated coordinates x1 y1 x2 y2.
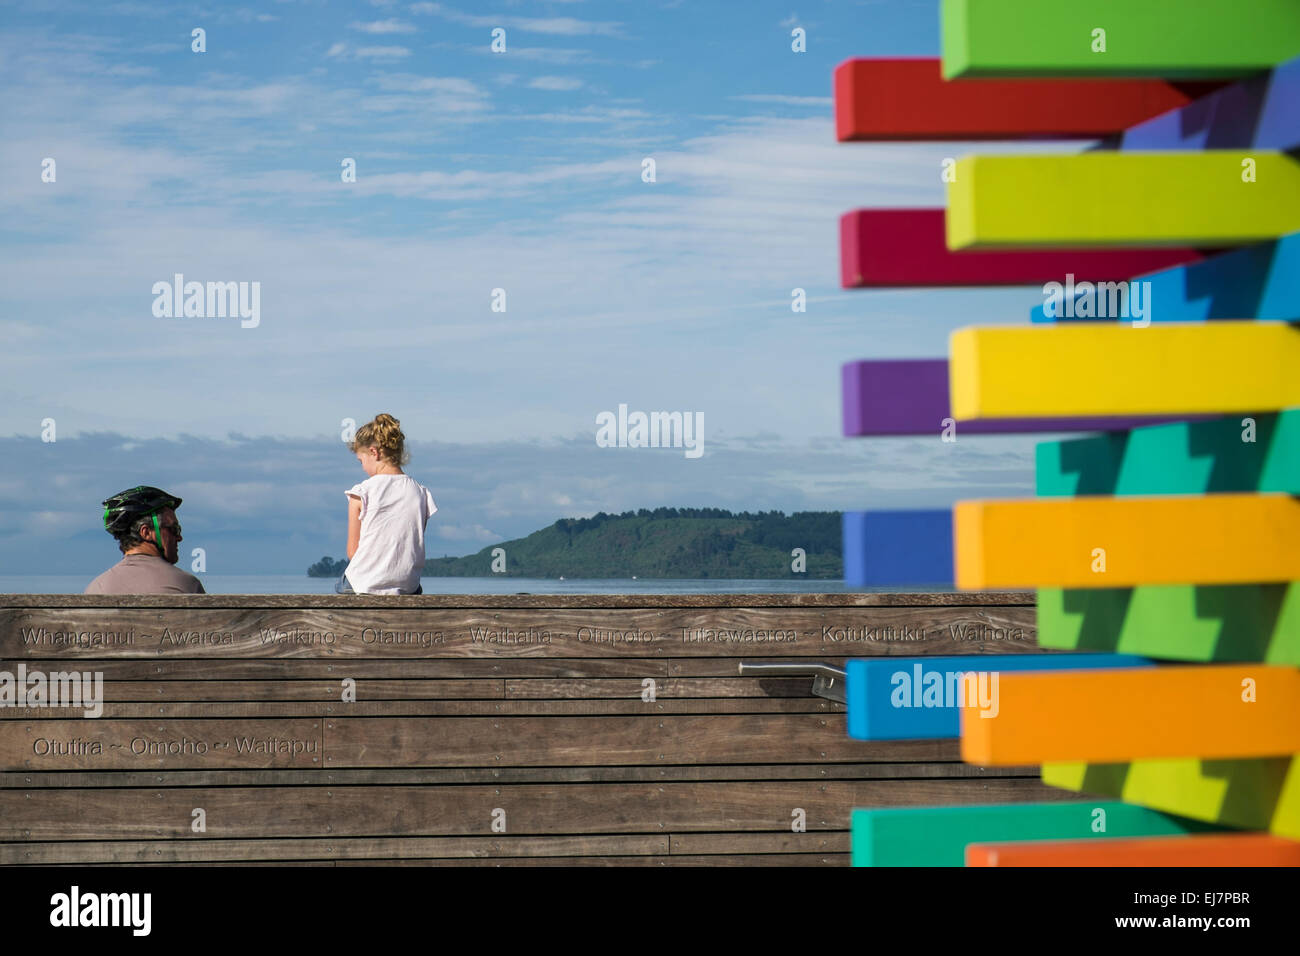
102 486 183 553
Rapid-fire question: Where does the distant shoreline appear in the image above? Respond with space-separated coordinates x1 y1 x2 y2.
309 508 843 580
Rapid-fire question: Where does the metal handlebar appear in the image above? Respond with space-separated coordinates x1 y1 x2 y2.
737 661 846 703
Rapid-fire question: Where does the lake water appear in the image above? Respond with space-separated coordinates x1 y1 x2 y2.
0 575 927 595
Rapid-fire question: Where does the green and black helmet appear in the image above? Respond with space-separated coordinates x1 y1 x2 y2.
102 486 182 547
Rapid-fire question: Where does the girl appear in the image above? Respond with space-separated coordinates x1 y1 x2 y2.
337 413 437 595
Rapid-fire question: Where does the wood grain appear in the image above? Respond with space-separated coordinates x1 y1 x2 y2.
0 697 842 720
0 760 1031 789
0 605 1038 659
0 592 1034 609
0 779 1071 840
0 591 1044 867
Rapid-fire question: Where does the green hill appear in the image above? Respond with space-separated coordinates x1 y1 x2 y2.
310 508 842 578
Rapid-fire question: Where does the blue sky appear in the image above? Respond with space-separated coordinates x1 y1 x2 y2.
1 0 1065 575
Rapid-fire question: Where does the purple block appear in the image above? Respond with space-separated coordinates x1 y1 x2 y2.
1117 56 1300 151
841 359 1210 436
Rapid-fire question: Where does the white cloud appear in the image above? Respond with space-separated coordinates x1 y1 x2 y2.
528 76 582 91
411 3 623 37
433 523 503 543
731 94 832 107
482 46 591 64
350 19 417 34
371 73 485 96
0 28 1050 538
355 46 412 58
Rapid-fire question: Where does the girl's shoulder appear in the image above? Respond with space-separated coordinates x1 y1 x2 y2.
379 473 435 496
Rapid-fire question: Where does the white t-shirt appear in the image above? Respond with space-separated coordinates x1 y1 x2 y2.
343 474 437 594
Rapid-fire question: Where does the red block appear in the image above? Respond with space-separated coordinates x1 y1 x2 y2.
841 209 1208 287
834 58 1223 141
966 833 1300 867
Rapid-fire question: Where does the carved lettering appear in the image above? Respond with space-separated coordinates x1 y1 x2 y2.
160 627 234 647
680 626 796 643
258 627 337 646
32 737 103 756
468 626 553 645
361 626 444 647
20 627 135 648
820 624 924 642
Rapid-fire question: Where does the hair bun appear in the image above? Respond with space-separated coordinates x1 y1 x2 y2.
350 413 409 466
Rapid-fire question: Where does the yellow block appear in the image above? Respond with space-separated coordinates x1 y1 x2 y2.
949 323 1300 420
960 664 1300 765
1043 755 1300 841
946 152 1300 249
954 494 1300 590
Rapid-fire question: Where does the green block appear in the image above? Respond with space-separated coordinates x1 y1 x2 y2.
1043 757 1300 840
850 801 1216 867
1036 412 1300 497
941 0 1300 79
1037 584 1300 665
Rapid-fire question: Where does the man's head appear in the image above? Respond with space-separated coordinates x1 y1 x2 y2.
102 486 185 564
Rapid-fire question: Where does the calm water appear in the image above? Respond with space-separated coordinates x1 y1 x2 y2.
0 575 920 595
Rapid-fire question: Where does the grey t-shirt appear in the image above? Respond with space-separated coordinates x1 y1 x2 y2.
85 554 206 594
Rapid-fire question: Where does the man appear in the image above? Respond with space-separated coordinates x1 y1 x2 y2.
85 486 205 594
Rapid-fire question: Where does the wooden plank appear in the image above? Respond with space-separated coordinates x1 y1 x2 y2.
840 208 1203 288
503 678 814 699
940 0 1300 79
1030 234 1300 324
833 58 1222 141
946 153 1300 250
1042 755 1300 840
1036 584 1300 666
846 654 1148 740
960 664 1300 764
0 698 843 720
59 659 672 680
0 592 1032 609
1 714 960 771
0 605 1040 659
1118 56 1300 151
79 679 505 701
843 358 1202 436
670 831 847 854
0 761 1039 788
334 854 846 867
0 833 860 865
843 510 953 587
1035 411 1300 496
0 834 672 865
322 714 904 768
966 831 1300 867
0 778 1070 840
852 801 1216 867
96 861 333 868
7 676 825 703
954 494 1300 589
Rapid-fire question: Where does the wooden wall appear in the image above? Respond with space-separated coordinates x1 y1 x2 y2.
0 591 1071 866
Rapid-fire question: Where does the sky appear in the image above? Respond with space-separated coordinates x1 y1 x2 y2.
0 0 1078 575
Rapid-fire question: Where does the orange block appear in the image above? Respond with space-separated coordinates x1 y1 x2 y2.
954 493 1300 589
966 832 1300 867
960 664 1300 764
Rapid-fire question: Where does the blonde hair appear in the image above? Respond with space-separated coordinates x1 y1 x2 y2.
350 413 410 466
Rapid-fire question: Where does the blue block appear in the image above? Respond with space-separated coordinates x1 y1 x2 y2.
1030 231 1300 323
845 654 1150 741
842 509 952 588
1119 56 1300 152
